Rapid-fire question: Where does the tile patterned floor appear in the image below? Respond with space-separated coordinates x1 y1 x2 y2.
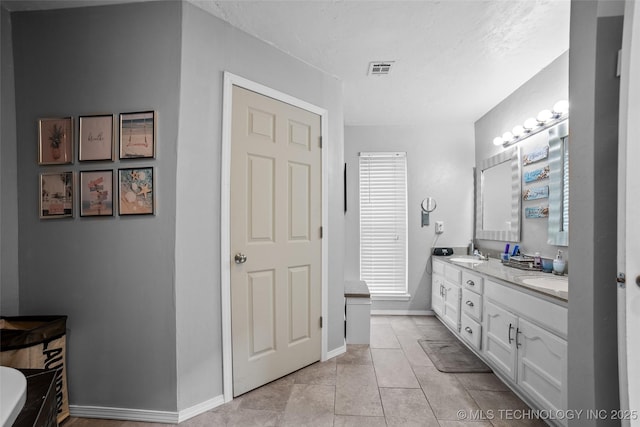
63 315 546 427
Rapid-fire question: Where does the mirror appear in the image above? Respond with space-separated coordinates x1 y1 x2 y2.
547 121 569 246
475 146 521 242
421 197 437 227
421 197 437 212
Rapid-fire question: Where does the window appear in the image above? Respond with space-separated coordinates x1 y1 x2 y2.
359 152 408 298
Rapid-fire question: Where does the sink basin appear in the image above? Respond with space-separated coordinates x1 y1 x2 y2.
449 257 486 264
0 366 27 427
516 275 568 293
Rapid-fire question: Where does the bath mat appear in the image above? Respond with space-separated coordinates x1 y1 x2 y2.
418 339 492 373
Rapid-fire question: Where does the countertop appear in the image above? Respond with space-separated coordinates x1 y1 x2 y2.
344 280 370 298
434 256 568 302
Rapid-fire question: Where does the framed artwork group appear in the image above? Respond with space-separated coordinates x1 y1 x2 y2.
521 144 550 220
37 111 157 219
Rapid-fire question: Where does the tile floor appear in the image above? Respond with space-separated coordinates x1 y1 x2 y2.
63 315 546 427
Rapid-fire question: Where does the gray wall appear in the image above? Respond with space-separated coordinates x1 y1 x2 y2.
344 125 474 312
175 3 345 409
1 5 19 315
567 2 622 423
474 52 569 261
6 0 345 414
11 2 182 410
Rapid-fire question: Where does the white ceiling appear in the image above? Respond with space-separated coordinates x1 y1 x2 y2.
193 0 570 126
3 0 571 126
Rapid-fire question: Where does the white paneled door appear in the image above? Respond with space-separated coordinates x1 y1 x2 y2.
230 86 322 396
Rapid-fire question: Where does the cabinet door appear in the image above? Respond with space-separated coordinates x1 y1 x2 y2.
431 275 444 317
483 299 517 381
517 318 567 415
442 281 461 331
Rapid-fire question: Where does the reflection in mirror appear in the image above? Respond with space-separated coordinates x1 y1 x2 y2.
476 146 521 242
548 121 569 246
482 161 512 230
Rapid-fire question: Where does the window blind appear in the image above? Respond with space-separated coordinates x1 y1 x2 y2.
359 152 408 296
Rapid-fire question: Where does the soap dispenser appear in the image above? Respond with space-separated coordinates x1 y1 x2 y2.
553 250 565 275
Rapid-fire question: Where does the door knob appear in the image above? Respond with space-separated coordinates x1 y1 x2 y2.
234 253 247 264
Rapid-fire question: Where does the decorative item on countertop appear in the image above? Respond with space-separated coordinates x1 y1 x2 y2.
553 250 566 275
534 252 542 268
541 258 554 273
511 245 520 257
501 243 511 263
506 255 542 271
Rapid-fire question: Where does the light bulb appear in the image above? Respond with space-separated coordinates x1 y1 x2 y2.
537 109 553 123
523 117 538 130
553 100 569 116
502 131 514 142
512 125 525 137
493 136 504 146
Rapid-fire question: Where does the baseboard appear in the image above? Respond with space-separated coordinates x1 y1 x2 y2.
326 343 347 360
69 395 225 424
371 309 435 316
69 405 178 424
178 395 225 422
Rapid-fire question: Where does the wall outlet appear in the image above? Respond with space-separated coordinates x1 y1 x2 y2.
435 221 444 234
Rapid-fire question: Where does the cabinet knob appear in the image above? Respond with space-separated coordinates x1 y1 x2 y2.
465 326 473 334
465 300 474 307
466 280 475 286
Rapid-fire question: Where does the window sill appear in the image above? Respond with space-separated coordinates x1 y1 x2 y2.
370 293 412 302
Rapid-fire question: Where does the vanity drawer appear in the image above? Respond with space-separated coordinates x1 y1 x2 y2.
445 264 462 284
462 271 484 293
432 259 445 276
461 312 482 351
462 288 482 321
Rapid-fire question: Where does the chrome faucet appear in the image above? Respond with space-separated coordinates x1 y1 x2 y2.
473 249 488 261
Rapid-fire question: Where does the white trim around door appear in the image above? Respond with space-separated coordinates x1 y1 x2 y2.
221 72 329 403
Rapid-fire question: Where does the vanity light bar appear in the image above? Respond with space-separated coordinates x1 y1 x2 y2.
493 100 569 147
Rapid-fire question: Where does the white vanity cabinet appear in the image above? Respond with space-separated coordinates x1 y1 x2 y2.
460 270 484 350
431 260 445 317
483 279 568 424
431 259 462 331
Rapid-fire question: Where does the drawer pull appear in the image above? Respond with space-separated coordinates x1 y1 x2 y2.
465 326 473 334
466 279 475 286
465 300 474 307
516 328 522 348
508 323 514 344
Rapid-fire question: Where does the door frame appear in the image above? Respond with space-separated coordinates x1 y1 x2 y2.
618 0 639 420
220 72 329 402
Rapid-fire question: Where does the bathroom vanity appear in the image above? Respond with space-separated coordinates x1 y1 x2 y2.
431 256 568 427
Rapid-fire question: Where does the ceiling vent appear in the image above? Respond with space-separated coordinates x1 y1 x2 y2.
368 61 395 76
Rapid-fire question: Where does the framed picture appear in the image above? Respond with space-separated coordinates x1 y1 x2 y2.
523 185 549 201
79 115 114 161
119 111 156 159
38 117 73 165
40 172 74 219
525 206 549 219
118 167 155 215
523 165 550 183
80 170 114 217
523 145 549 165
